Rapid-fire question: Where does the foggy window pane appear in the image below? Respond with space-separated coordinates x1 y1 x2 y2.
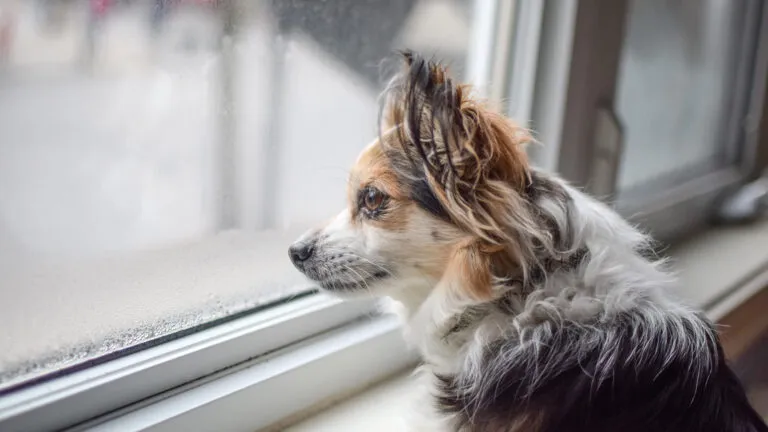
0 0 472 391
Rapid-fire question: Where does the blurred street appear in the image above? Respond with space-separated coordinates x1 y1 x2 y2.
0 0 470 260
0 1 224 258
0 0 470 388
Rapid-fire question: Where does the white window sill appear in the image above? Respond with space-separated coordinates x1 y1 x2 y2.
282 218 768 432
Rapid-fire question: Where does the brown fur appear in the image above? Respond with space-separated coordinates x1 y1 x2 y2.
445 240 495 300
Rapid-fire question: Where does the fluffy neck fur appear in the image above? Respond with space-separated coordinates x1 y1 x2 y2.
389 172 678 372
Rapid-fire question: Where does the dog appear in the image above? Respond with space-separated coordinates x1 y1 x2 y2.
288 51 767 431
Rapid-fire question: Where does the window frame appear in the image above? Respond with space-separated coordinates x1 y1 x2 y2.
0 294 387 431
615 0 768 241
80 314 414 432
532 0 768 242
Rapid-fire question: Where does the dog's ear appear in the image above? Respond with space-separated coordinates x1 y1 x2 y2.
381 51 533 248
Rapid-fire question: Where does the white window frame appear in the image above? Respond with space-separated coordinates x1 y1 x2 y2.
0 2 538 431
0 295 394 431
531 0 768 242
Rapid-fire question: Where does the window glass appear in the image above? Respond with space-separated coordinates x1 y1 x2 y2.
615 0 752 190
0 0 472 392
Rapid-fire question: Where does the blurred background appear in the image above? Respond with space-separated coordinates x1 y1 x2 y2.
0 0 470 257
0 0 474 393
0 0 766 423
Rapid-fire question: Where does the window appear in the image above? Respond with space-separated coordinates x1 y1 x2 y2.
2 0 767 430
0 0 482 428
533 0 768 241
613 0 764 239
616 0 751 191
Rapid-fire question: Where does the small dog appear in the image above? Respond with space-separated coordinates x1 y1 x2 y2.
289 51 767 432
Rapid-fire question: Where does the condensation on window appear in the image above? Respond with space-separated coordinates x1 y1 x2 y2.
0 0 472 391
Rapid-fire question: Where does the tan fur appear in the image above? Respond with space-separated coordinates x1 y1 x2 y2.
444 240 494 301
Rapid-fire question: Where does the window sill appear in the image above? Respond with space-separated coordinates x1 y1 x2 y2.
282 218 768 432
85 314 416 432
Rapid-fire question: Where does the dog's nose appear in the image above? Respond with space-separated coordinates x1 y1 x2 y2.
289 240 315 265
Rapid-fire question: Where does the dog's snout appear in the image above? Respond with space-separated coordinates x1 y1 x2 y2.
289 239 315 266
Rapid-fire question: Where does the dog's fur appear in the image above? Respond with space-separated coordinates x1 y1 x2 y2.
289 52 767 432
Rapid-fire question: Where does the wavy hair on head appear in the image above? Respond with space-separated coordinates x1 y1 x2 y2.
378 51 557 299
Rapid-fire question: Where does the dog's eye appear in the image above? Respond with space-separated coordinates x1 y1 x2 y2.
363 187 385 212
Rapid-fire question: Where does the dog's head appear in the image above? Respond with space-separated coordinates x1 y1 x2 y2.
289 51 540 301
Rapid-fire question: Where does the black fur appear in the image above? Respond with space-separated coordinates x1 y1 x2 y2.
435 311 767 432
410 177 451 221
526 171 573 254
